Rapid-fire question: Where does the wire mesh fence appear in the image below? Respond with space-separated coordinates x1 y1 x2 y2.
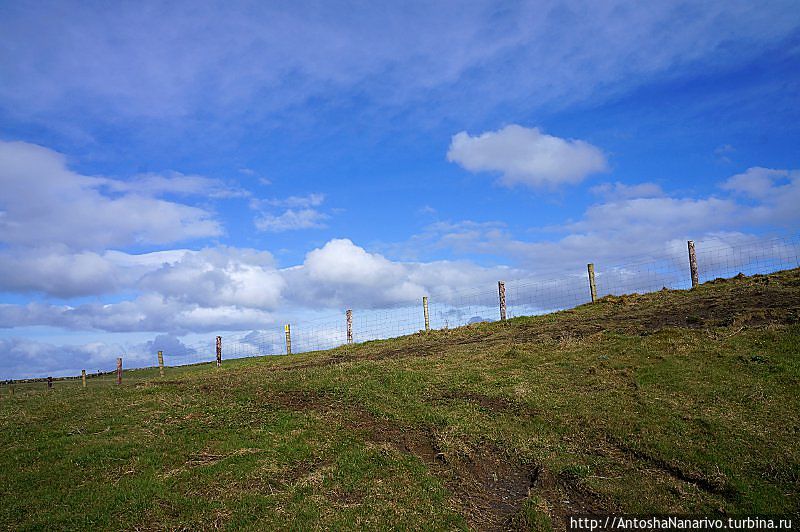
2 232 799 390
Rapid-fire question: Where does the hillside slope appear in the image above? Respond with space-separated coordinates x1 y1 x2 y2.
1 269 799 530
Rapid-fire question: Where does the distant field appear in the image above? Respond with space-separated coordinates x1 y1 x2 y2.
1 269 799 530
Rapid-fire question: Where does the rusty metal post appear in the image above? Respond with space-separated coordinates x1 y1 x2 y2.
215 336 222 368
284 324 292 355
158 350 164 377
498 281 507 321
81 370 86 388
587 263 597 303
116 358 123 385
346 310 353 344
422 296 430 331
688 240 699 288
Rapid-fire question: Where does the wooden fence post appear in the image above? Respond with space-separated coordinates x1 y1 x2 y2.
82 370 86 388
346 310 353 344
285 324 292 355
116 358 123 385
587 263 598 303
216 336 222 368
158 350 164 377
422 296 430 331
498 281 507 321
7 385 12 397
688 240 699 288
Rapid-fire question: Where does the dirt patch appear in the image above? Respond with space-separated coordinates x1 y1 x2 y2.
263 390 549 530
259 389 615 528
433 390 538 419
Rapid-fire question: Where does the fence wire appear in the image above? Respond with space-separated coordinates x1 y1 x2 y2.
3 232 799 388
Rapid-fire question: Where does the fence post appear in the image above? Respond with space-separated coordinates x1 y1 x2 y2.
48 376 53 389
423 296 430 331
587 263 598 303
81 370 86 388
116 358 123 385
216 336 222 368
7 385 12 397
284 324 292 355
687 240 699 288
498 281 507 321
346 310 353 344
158 350 164 377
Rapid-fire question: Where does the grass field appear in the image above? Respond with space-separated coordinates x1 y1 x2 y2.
1 269 799 530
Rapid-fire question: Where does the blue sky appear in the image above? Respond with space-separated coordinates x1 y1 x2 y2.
1 0 799 378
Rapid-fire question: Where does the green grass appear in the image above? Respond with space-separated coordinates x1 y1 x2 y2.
1 269 799 530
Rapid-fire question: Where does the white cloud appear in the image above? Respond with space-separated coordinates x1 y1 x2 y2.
591 181 665 200
284 238 515 309
447 125 608 188
0 141 222 249
250 193 329 232
721 167 795 199
106 171 249 198
254 208 328 232
255 193 325 209
714 144 735 163
140 247 285 309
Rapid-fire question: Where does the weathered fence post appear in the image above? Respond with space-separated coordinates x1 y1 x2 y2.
284 324 292 355
498 281 507 321
216 336 222 368
587 263 598 303
422 296 430 331
47 376 53 389
116 358 123 385
158 350 164 378
346 309 353 344
7 385 12 397
687 240 699 288
81 369 86 388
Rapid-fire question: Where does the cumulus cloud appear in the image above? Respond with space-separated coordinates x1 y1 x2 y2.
284 238 515 309
140 247 285 308
0 141 222 249
447 125 608 188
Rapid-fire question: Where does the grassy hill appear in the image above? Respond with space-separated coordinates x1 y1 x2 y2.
1 269 799 530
